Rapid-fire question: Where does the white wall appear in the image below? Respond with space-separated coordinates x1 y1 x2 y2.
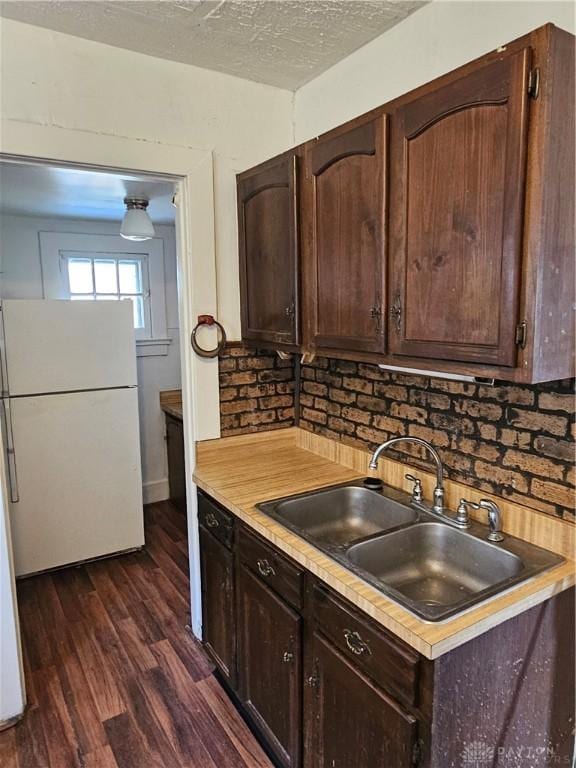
0 18 295 341
294 0 576 141
0 427 25 725
2 5 574 349
0 213 180 501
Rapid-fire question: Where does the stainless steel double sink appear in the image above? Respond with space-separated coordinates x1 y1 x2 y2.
257 480 563 622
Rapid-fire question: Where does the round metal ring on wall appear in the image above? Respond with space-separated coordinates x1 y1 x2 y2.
190 318 227 358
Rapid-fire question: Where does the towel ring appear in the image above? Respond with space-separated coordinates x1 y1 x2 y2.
191 315 227 358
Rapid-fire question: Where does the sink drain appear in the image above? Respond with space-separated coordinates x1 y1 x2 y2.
363 477 384 491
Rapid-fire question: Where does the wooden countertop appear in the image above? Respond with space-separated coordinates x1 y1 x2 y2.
193 428 575 659
160 389 183 420
161 404 183 420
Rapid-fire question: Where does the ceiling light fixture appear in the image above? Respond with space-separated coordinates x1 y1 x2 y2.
120 198 155 241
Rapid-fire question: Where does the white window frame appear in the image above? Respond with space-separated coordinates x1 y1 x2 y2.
64 251 152 339
39 232 170 356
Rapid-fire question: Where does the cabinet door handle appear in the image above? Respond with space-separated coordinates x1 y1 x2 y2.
256 558 275 577
205 512 219 528
343 629 371 656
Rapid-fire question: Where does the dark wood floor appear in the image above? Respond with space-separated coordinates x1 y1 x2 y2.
0 501 272 768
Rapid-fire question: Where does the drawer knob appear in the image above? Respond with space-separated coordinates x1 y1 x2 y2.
282 651 294 663
343 628 371 657
257 558 275 577
205 512 219 528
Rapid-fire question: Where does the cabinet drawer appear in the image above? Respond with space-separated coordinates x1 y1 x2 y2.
238 526 304 610
311 582 420 707
198 491 234 548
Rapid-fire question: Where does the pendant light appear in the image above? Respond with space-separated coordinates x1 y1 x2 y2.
120 198 155 241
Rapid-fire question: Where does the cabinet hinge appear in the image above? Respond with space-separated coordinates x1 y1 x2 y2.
412 738 424 767
390 293 402 335
515 320 527 349
306 660 320 692
528 67 540 99
285 300 296 322
370 302 382 332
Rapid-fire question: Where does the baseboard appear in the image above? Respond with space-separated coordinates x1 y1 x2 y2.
143 478 170 504
0 710 25 732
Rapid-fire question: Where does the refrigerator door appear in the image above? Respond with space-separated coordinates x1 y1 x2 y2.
8 387 144 576
1 299 137 396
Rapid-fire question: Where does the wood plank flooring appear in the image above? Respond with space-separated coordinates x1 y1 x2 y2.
0 501 272 768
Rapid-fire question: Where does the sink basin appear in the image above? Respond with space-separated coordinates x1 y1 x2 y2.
346 522 552 621
259 484 418 547
258 482 564 621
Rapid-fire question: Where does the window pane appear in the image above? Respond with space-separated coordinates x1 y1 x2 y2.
96 295 119 300
122 296 144 328
70 294 94 301
68 258 93 293
118 260 142 294
94 259 117 293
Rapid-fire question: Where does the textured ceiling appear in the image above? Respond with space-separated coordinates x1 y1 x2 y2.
0 162 176 223
0 0 428 89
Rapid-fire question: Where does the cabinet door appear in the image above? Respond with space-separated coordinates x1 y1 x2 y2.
199 526 236 685
166 415 186 512
238 152 299 346
304 632 417 768
305 114 388 354
237 563 302 767
389 48 532 366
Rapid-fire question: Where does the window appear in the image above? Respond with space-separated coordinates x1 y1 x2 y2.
39 232 170 356
66 253 151 335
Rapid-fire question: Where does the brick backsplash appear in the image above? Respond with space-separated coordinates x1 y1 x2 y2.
218 343 295 436
298 358 575 521
218 348 575 520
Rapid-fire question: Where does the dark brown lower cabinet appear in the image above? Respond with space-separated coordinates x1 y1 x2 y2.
166 413 186 511
199 521 236 686
197 491 575 768
304 631 417 768
237 562 302 768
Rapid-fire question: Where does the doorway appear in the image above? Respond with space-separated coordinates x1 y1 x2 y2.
1 159 186 499
1 160 184 511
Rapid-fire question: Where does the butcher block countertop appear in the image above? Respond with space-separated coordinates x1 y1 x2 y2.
162 404 183 420
160 389 183 420
193 427 575 659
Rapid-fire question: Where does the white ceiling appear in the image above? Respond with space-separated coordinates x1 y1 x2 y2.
0 162 177 224
0 0 428 89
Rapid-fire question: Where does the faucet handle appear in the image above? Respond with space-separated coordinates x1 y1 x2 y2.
456 498 478 528
405 474 423 504
478 499 504 542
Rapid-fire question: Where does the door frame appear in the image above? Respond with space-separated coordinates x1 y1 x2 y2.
0 130 221 638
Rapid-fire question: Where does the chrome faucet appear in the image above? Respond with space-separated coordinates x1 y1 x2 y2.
369 437 445 515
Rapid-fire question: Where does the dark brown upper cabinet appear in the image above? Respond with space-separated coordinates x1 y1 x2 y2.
237 151 300 349
236 24 574 383
302 113 388 355
388 49 531 367
384 24 574 382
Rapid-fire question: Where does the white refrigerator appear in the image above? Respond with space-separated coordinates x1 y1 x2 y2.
0 299 145 577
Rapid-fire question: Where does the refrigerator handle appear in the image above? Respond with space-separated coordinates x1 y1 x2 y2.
0 303 9 397
1 399 19 503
